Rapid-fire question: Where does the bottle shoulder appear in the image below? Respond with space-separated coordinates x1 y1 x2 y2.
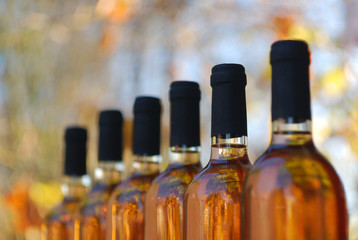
253 143 335 171
154 163 201 184
45 198 80 222
247 144 345 193
191 156 252 181
147 163 202 200
80 182 116 214
112 172 159 202
114 172 155 189
185 158 252 197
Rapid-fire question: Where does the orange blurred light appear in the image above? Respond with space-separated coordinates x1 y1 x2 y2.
4 181 41 234
96 0 136 22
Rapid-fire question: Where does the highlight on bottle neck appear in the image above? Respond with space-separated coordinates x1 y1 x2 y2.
211 134 248 146
210 135 248 160
94 161 124 183
61 175 91 198
270 40 312 125
169 145 201 165
271 119 313 145
210 63 248 138
132 154 161 175
272 118 312 133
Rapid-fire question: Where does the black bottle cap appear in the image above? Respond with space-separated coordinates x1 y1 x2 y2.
169 81 201 147
270 40 311 121
210 63 248 137
133 96 161 155
98 110 123 162
64 126 87 176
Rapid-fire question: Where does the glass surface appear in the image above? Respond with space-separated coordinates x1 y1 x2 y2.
80 162 123 240
41 176 89 240
144 147 201 240
184 137 252 240
242 121 348 240
108 156 160 240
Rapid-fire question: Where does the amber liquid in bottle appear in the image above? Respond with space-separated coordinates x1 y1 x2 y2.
80 162 123 240
242 120 348 240
41 176 89 240
184 136 252 240
145 147 202 240
108 155 160 240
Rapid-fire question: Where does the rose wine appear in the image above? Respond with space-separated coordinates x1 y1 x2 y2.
41 127 90 240
242 40 348 240
184 64 252 240
80 110 124 240
108 96 162 240
145 81 202 240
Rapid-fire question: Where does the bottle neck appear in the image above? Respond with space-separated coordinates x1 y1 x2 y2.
132 155 160 175
61 175 90 199
94 161 124 185
169 146 200 165
210 135 248 161
271 118 312 146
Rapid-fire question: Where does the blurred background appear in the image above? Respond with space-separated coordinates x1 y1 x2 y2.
0 0 357 239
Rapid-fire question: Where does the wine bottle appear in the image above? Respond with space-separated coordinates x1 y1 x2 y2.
80 110 124 240
242 40 348 240
108 96 162 240
145 81 202 240
184 64 252 240
41 127 90 240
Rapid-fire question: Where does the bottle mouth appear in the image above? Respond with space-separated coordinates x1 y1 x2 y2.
210 63 247 87
270 40 310 63
211 63 245 74
99 110 123 126
133 96 162 114
65 126 87 141
169 81 201 100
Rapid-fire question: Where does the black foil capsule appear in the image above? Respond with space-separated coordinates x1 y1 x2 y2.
98 110 123 162
169 81 201 147
210 63 248 138
270 40 311 122
64 126 87 176
133 96 162 156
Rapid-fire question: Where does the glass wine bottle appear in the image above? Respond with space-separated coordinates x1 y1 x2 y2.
145 81 202 240
80 110 124 240
242 40 348 240
108 96 162 240
184 64 252 240
41 127 90 240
